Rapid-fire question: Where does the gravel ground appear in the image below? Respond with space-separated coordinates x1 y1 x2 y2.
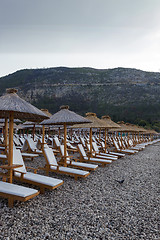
0 142 159 240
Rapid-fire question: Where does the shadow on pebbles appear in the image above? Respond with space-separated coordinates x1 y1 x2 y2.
0 143 159 240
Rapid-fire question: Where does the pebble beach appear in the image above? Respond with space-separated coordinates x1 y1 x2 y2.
0 142 159 240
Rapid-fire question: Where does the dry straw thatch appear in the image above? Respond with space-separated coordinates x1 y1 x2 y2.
0 89 49 122
72 112 111 129
41 109 52 117
125 123 147 133
101 115 120 128
41 105 91 125
109 121 133 132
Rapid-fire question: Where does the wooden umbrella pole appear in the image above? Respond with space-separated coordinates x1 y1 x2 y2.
89 127 92 157
104 128 107 153
127 132 130 146
64 123 67 166
33 124 35 141
8 112 14 183
4 118 8 153
42 125 45 150
120 132 123 147
107 128 109 142
99 128 101 141
58 127 60 139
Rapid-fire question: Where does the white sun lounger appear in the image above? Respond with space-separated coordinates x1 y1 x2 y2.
59 145 98 171
13 149 63 193
87 143 117 161
78 144 112 166
22 137 42 154
100 141 125 157
0 181 39 207
42 146 90 180
112 139 138 154
92 142 118 159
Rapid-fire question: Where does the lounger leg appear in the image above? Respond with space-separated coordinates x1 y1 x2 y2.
74 176 78 180
8 197 14 208
40 187 45 194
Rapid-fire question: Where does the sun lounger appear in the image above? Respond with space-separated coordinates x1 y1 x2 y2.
13 149 63 193
22 137 42 154
0 181 39 207
42 146 90 180
112 139 138 154
59 145 98 171
86 144 117 161
100 141 125 158
77 144 112 167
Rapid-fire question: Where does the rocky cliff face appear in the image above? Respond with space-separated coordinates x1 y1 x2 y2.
0 67 160 123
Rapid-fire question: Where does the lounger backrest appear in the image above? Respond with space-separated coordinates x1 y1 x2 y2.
43 147 58 166
92 142 99 152
13 149 27 173
19 137 25 145
78 144 87 157
129 139 133 146
21 139 28 151
87 144 90 151
13 136 21 146
59 145 70 159
36 138 47 150
101 142 105 148
113 139 119 150
54 137 61 147
80 137 85 147
27 137 37 151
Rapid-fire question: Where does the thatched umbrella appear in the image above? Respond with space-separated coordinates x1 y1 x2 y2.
0 88 49 183
144 129 158 141
101 115 120 128
72 112 111 156
41 109 52 117
41 105 91 166
101 115 120 147
124 123 147 144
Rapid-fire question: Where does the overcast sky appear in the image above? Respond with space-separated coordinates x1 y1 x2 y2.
0 0 160 77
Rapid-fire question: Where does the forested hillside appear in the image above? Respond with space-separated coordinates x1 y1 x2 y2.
0 67 160 131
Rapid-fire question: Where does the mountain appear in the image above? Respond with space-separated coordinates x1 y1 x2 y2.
0 67 160 131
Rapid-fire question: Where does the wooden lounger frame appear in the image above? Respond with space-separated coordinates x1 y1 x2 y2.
0 189 39 208
42 148 90 180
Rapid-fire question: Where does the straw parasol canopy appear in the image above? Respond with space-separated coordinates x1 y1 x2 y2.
109 121 134 132
41 105 91 126
145 129 158 134
125 123 147 133
41 109 52 117
0 89 48 121
101 115 120 128
72 112 113 155
0 88 49 183
72 112 112 129
41 105 92 166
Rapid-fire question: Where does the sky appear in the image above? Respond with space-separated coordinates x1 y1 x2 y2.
0 0 160 77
